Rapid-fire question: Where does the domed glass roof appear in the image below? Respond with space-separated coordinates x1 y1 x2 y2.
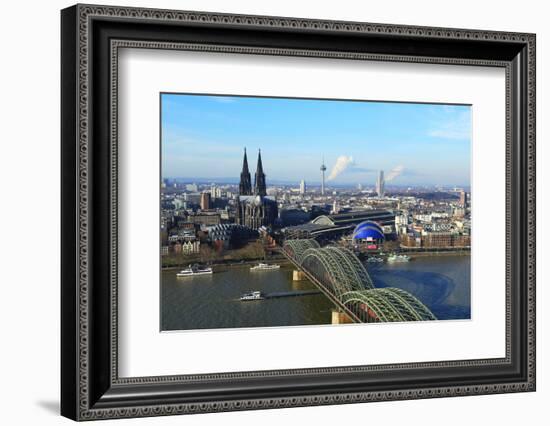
352 221 385 240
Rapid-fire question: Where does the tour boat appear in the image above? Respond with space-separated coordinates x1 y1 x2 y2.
176 264 213 277
240 291 265 301
250 263 281 271
366 257 384 263
387 254 410 263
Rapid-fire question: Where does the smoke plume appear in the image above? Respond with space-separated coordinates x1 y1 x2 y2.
327 156 354 181
385 165 404 181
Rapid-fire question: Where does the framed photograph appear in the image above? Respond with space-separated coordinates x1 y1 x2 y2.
61 4 536 421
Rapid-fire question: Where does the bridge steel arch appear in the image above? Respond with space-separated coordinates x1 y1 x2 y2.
281 239 437 323
282 239 320 264
283 241 373 290
324 247 374 289
300 247 374 299
300 249 354 298
377 288 436 321
341 289 437 322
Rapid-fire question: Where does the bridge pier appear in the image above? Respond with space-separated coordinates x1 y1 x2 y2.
331 310 354 325
292 270 306 281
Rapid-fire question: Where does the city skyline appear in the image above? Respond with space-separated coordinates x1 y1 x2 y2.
161 93 471 186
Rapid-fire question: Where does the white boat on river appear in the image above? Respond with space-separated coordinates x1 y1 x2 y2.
176 264 213 277
250 263 281 271
387 254 410 263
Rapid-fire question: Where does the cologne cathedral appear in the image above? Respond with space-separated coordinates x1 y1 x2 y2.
236 149 278 229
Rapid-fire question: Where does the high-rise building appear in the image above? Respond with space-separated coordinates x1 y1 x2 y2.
376 170 385 197
320 157 327 195
200 192 211 210
210 183 217 199
299 179 306 195
459 190 466 207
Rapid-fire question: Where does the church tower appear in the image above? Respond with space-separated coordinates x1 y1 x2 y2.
239 148 252 195
236 148 277 229
254 149 267 196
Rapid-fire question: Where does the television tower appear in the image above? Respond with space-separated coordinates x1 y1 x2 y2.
320 157 327 196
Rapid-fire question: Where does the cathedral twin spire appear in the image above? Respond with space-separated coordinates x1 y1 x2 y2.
254 149 267 196
239 148 266 196
239 148 252 195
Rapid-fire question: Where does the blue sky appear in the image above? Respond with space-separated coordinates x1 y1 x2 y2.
161 93 471 187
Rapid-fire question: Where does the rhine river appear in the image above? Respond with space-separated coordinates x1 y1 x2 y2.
161 255 471 331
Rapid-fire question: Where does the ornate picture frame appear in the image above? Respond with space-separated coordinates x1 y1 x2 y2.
61 4 535 421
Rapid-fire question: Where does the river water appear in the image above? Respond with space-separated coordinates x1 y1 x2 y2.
161 255 471 331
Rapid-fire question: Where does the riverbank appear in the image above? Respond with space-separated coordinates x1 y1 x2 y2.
358 249 470 260
162 257 291 272
403 250 470 258
162 248 469 270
